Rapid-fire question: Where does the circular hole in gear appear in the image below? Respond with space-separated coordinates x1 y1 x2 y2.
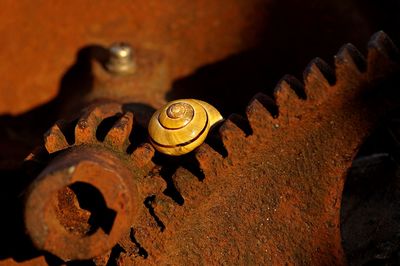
54 181 117 237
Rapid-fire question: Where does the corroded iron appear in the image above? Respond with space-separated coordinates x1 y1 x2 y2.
9 31 399 265
0 1 272 115
24 102 163 261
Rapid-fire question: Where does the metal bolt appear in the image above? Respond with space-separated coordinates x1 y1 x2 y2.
106 42 136 75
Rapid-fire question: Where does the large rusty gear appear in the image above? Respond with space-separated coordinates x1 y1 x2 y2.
5 31 400 265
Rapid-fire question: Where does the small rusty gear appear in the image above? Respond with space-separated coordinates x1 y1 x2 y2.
23 101 170 261
14 31 400 265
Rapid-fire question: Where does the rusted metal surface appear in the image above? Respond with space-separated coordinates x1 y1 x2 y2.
58 45 169 117
0 2 400 265
25 147 136 261
1 0 398 177
0 0 271 115
24 102 161 261
2 0 398 117
5 32 398 265
142 32 399 265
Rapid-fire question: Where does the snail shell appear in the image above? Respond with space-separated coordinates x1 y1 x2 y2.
148 99 223 156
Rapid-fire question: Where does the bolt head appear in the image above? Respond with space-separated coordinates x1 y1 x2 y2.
110 42 133 60
106 42 136 75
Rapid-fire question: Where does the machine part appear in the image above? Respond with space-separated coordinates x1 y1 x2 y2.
57 45 169 119
0 0 275 115
148 99 223 155
14 31 400 265
24 102 165 261
106 42 136 75
25 147 136 261
121 31 399 265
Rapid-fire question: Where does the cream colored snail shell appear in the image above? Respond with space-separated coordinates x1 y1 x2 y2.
148 99 223 156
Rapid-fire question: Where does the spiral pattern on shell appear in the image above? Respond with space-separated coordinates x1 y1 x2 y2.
148 99 223 156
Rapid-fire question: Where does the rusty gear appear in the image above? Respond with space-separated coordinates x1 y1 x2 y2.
12 31 400 265
23 102 165 261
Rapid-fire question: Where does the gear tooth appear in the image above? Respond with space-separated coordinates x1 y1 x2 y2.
141 174 167 196
152 193 179 226
219 114 247 156
194 143 224 178
335 43 367 74
44 122 70 154
367 31 400 76
303 58 336 101
75 103 122 145
104 112 134 151
137 167 167 204
368 31 400 61
274 75 306 99
131 143 155 168
171 167 203 202
74 107 99 145
274 75 305 118
246 93 277 136
228 113 252 135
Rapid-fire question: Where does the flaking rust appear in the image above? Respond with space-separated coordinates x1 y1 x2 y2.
4 31 400 265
